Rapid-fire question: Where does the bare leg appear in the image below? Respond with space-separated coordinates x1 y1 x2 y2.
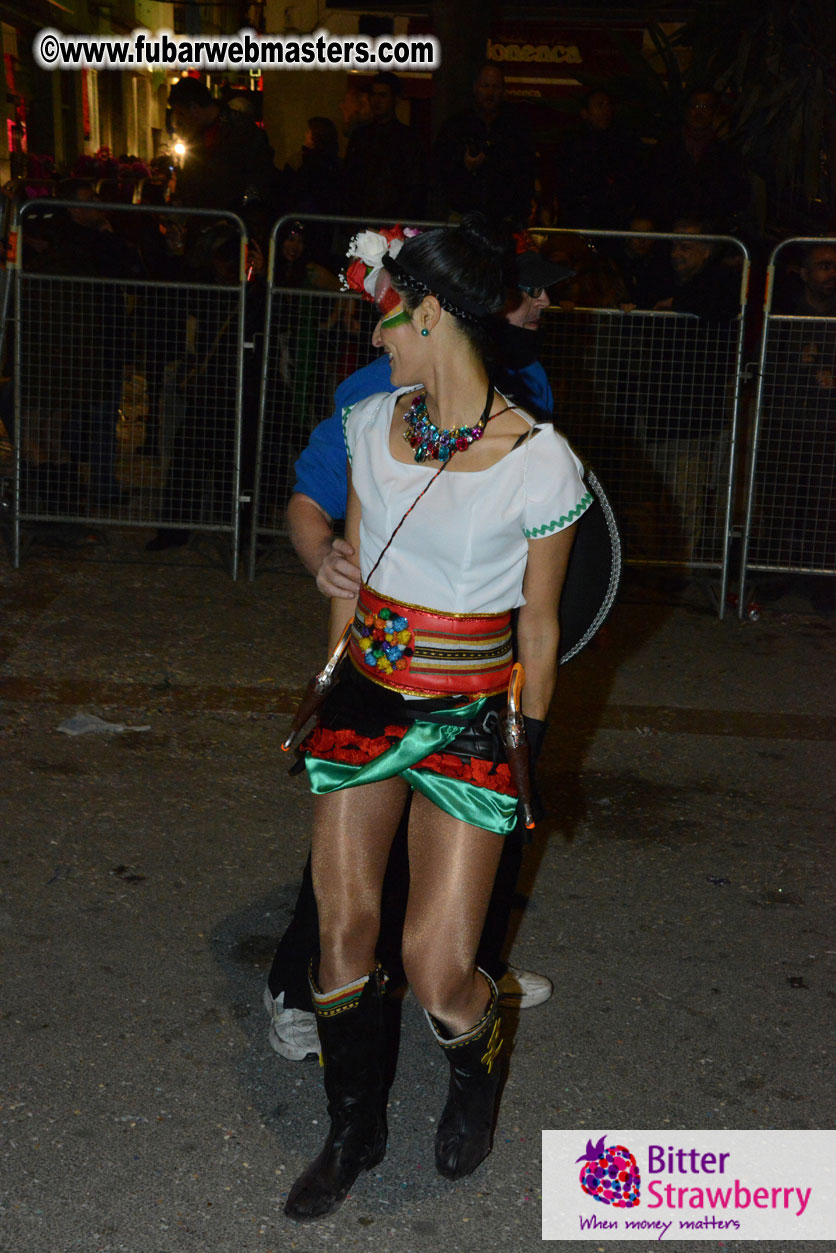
311 776 410 991
401 791 504 1035
285 778 410 1222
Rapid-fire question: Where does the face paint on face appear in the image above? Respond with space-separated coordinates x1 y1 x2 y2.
381 301 411 329
377 279 410 328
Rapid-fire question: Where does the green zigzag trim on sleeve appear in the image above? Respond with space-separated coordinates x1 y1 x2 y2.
341 402 358 466
524 491 594 538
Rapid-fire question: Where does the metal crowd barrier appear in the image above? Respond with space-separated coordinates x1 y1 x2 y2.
11 202 248 576
534 229 750 616
1 196 20 536
247 213 446 580
740 237 836 613
0 195 17 374
5 205 753 608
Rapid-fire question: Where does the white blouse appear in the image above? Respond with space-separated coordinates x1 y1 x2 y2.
344 387 592 615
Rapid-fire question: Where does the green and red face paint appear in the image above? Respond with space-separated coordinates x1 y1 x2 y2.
377 279 411 329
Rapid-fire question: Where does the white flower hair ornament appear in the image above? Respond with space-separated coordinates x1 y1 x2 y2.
341 225 420 302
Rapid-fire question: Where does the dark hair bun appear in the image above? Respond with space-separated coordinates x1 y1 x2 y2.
393 215 510 322
458 212 509 265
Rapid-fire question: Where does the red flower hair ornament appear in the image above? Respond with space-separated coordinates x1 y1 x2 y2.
340 224 421 303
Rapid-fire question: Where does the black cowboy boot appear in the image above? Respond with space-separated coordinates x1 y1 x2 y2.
426 971 503 1180
284 965 387 1222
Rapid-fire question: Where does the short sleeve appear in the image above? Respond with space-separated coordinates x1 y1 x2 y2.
522 426 593 539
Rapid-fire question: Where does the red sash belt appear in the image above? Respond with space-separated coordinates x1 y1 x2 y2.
349 584 513 697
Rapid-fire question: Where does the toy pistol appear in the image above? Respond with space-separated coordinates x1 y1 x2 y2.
498 662 535 830
281 620 353 753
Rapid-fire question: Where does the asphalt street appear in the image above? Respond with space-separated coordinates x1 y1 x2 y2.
1 529 834 1253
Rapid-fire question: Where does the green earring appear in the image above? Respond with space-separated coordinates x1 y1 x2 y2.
421 328 429 336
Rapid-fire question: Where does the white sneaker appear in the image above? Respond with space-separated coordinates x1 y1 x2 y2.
496 965 553 1009
262 986 320 1061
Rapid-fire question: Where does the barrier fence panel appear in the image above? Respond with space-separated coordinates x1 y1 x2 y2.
12 202 248 576
0 196 16 390
740 237 836 613
535 229 750 615
248 279 379 571
248 214 446 579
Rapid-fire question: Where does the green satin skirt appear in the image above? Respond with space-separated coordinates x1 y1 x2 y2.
304 682 518 836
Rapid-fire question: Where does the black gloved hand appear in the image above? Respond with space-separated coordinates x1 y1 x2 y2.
516 716 548 831
523 715 547 766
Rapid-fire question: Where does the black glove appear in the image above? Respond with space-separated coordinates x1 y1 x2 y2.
515 716 548 831
523 715 547 766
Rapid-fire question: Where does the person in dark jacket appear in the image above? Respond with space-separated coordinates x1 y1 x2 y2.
644 86 749 233
430 62 535 227
168 77 281 219
286 117 342 266
289 117 342 217
654 219 740 321
556 90 641 229
617 215 674 311
341 72 426 219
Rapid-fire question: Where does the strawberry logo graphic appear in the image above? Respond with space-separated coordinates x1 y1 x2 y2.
577 1134 641 1207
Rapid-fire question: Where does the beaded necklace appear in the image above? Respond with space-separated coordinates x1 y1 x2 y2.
402 386 494 464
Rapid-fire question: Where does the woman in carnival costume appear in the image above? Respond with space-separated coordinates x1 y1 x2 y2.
284 214 592 1222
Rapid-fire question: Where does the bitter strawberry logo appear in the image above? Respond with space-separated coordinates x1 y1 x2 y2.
577 1134 641 1207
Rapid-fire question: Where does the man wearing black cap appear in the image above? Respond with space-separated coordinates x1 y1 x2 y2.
264 244 573 1061
495 246 573 398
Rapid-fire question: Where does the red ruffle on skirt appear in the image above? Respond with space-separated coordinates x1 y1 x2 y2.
303 723 407 766
414 751 516 796
302 724 515 795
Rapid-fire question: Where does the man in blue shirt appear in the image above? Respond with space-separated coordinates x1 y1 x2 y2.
266 250 571 1060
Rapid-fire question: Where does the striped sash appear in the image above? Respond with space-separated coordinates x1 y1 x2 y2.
349 583 513 697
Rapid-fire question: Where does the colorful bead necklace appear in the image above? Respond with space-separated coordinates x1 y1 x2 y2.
402 390 492 464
